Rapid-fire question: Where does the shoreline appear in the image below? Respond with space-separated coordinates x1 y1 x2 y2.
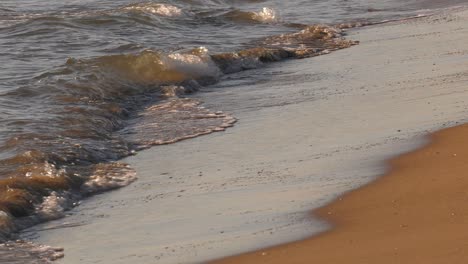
213 123 468 264
213 8 468 264
28 7 468 264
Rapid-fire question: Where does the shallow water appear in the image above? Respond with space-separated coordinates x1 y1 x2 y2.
0 0 466 262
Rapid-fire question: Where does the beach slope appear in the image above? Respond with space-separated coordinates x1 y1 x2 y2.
215 9 468 264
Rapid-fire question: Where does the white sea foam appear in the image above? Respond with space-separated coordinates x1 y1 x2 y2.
124 3 183 17
81 163 137 194
252 7 277 23
0 241 64 262
119 98 237 149
166 47 221 80
0 211 9 220
36 192 68 220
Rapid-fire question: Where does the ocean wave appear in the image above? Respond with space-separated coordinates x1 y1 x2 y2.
0 22 356 249
0 12 45 29
0 3 185 32
76 47 221 86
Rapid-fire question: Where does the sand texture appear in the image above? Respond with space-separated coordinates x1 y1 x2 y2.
215 8 468 264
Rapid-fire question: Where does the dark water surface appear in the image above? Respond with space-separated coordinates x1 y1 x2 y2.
0 0 465 262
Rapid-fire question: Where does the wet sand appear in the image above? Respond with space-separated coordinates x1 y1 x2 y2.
214 115 468 264
215 8 468 264
28 7 468 264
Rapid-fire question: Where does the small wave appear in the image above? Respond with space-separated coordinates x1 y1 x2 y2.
0 3 184 31
224 7 277 23
212 25 357 73
85 47 220 85
123 3 183 17
120 99 237 149
336 13 434 29
0 12 45 29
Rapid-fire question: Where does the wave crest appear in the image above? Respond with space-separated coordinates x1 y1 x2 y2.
224 7 277 24
212 25 357 73
123 3 183 17
253 7 277 22
87 47 220 85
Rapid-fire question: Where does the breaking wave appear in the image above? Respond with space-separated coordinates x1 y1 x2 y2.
0 23 356 247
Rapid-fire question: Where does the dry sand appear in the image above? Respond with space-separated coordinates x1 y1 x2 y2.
28 7 468 264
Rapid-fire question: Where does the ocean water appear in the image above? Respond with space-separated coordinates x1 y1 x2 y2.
0 0 465 262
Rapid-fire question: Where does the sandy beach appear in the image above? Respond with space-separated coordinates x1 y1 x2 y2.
215 8 468 264
26 6 468 264
214 108 468 264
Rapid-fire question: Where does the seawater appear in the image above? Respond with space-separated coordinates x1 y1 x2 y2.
0 0 464 262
